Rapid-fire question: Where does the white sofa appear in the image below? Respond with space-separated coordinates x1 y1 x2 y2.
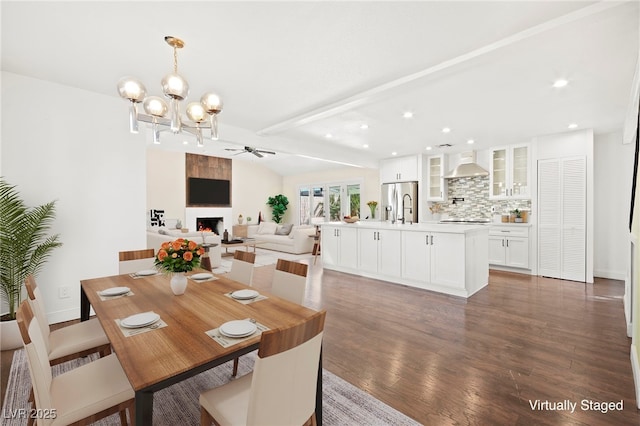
146 228 222 268
247 222 315 254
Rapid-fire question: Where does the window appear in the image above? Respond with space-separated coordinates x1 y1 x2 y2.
298 180 362 224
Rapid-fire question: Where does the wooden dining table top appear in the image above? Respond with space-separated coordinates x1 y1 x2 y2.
80 271 319 391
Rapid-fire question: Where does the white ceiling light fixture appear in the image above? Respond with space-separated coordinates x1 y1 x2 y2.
553 79 569 88
467 139 475 144
568 123 578 129
442 127 451 133
425 146 432 151
360 124 369 130
117 36 223 147
403 111 414 119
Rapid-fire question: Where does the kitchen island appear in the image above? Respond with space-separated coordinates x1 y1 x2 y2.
321 221 488 298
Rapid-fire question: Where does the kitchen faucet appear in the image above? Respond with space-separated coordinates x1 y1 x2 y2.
401 193 413 224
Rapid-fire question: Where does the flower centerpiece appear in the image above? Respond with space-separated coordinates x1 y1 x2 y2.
155 238 204 295
366 201 378 219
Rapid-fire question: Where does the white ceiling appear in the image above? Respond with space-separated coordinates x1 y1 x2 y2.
2 1 638 176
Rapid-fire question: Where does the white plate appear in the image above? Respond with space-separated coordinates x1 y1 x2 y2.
136 269 157 276
219 320 257 338
231 289 259 300
99 287 130 297
120 312 160 329
191 273 213 280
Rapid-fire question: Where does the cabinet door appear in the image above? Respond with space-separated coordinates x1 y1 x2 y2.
380 158 400 183
322 226 339 266
505 237 529 268
339 227 359 269
431 233 465 288
488 236 506 265
402 231 430 283
510 145 530 198
398 156 418 181
426 155 447 201
358 229 379 273
377 229 402 277
490 148 508 199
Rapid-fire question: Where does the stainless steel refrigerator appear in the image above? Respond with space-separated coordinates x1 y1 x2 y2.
381 181 419 223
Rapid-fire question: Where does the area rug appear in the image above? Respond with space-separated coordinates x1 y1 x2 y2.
212 248 314 274
2 350 420 426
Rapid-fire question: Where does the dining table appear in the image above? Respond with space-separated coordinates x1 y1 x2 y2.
80 270 323 425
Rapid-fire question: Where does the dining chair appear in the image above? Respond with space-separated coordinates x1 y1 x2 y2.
25 275 111 366
226 250 256 286
200 310 326 426
271 258 308 304
17 301 135 426
118 248 155 274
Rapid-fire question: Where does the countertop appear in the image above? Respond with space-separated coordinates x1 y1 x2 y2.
321 221 489 234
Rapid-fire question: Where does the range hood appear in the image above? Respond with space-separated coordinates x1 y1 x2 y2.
444 151 489 179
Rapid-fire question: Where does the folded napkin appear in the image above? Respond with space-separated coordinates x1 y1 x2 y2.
188 275 219 283
98 290 134 301
115 317 167 337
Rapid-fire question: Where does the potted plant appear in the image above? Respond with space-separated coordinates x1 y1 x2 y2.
366 201 378 219
1 178 62 349
267 194 289 224
511 209 523 223
246 216 252 224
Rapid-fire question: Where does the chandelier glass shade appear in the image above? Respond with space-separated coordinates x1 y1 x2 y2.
117 36 223 147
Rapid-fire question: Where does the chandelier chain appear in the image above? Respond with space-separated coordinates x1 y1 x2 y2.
173 46 178 73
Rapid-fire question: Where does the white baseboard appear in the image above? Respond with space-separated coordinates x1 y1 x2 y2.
631 344 640 408
593 269 626 281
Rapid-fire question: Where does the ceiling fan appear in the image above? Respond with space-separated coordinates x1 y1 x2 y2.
224 146 276 158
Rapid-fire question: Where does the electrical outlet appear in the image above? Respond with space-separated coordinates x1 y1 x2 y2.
58 286 70 299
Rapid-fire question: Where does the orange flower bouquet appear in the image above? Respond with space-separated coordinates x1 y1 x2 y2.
155 238 204 273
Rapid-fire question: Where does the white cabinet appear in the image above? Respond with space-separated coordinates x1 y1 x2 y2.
489 226 530 269
380 155 418 183
358 228 401 277
425 154 447 201
401 231 464 289
489 144 530 200
322 225 358 268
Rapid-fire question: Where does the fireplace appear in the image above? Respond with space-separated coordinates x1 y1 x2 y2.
197 217 224 235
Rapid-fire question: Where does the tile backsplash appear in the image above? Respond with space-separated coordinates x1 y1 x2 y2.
428 176 531 219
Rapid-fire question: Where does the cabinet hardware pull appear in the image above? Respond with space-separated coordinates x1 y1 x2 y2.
430 235 434 245
426 235 429 245
506 239 509 247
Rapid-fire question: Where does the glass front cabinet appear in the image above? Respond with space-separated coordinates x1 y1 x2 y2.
489 144 530 200
425 154 447 202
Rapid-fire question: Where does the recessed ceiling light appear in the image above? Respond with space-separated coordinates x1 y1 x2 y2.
553 79 568 88
391 151 398 156
183 140 189 145
442 127 451 133
403 111 414 119
325 133 333 139
363 144 369 148
568 123 578 129
360 124 369 130
467 139 475 144
425 146 432 151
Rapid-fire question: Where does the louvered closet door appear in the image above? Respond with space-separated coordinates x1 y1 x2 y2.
538 159 562 278
537 156 586 281
561 157 586 282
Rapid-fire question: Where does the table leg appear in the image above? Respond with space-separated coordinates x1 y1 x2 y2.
135 390 153 425
316 346 323 425
80 286 90 321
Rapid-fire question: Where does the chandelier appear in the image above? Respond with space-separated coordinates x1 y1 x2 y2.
117 36 223 147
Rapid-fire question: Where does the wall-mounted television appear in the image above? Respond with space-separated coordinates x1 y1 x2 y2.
187 177 231 206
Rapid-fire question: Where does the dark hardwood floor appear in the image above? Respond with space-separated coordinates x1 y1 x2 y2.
2 262 638 425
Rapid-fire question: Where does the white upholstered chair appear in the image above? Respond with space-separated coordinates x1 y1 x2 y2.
118 248 156 274
226 250 256 286
25 275 111 366
200 310 326 426
271 258 308 304
17 301 135 426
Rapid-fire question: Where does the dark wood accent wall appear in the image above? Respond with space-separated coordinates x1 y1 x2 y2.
185 153 232 207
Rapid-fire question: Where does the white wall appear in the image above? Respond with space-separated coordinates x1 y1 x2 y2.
594 131 634 280
283 166 380 222
232 160 283 225
1 72 147 323
146 149 186 226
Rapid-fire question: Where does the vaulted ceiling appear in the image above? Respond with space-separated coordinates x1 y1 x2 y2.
2 1 638 175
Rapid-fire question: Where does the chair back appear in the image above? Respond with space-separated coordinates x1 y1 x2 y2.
118 248 155 274
25 275 52 346
17 301 55 422
246 310 326 425
226 250 256 286
271 259 308 304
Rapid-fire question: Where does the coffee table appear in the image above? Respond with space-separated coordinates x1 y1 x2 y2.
220 239 262 256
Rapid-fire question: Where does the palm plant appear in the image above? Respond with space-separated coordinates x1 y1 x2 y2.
0 179 62 321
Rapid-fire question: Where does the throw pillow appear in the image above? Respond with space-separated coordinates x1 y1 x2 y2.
158 228 169 235
275 223 293 236
257 221 278 235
